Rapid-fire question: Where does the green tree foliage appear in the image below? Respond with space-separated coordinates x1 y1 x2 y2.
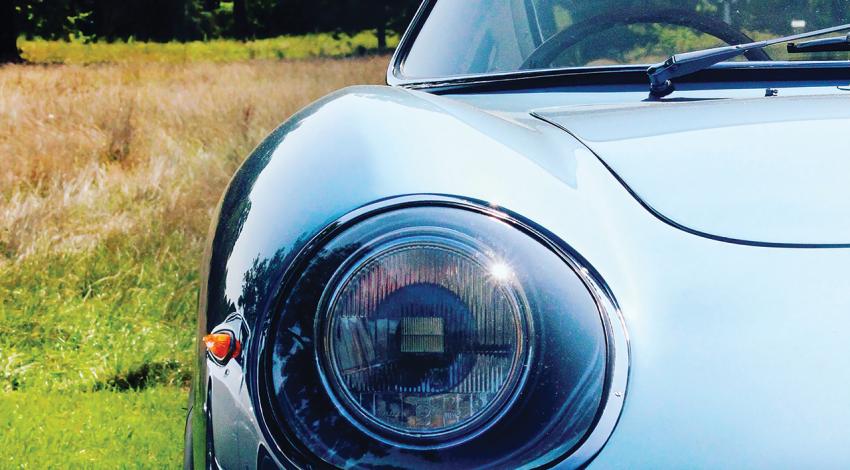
3 0 421 58
10 0 205 42
219 0 419 47
89 0 205 41
1 0 21 62
331 0 421 49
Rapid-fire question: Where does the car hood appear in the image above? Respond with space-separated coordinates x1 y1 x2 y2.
532 94 850 246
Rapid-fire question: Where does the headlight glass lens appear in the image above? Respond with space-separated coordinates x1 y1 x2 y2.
322 232 529 439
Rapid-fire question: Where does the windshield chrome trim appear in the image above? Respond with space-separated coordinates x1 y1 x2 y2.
387 0 850 90
386 0 435 86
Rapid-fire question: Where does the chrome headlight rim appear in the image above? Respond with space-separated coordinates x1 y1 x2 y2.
315 226 534 448
256 195 629 469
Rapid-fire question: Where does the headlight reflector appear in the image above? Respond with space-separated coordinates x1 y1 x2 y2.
321 232 530 440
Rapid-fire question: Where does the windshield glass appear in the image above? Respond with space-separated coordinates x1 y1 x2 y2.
401 0 850 79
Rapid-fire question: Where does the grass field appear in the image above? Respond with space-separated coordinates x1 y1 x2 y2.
0 40 388 467
19 32 399 65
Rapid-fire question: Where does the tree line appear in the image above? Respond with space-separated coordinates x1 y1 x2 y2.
0 0 421 63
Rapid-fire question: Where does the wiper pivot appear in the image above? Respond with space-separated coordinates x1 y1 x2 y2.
647 23 850 99
648 45 745 98
788 34 850 53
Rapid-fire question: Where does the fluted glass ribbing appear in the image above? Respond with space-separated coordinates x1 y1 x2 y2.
327 244 523 435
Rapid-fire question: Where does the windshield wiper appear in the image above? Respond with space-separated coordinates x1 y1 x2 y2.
647 23 850 99
788 33 850 53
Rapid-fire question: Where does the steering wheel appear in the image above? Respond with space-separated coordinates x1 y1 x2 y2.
521 7 770 70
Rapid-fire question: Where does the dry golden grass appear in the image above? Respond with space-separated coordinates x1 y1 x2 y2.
0 57 388 259
0 56 388 465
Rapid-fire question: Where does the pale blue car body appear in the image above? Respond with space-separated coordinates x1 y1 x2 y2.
188 16 850 470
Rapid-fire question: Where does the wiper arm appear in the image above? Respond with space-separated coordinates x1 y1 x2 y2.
647 23 850 99
788 34 850 53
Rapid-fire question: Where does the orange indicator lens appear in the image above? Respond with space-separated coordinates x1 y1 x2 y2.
203 332 239 361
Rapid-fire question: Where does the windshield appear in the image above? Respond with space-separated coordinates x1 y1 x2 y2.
401 0 850 79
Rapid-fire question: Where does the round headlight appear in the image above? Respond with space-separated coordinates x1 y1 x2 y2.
319 229 531 442
264 201 627 469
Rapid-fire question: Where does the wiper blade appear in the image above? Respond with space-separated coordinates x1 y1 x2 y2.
788 34 850 53
647 23 850 99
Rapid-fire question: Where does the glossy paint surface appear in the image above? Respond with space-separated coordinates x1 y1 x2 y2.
534 93 850 245
193 82 850 468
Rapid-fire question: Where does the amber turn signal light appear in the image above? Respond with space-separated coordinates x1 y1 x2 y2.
203 331 241 362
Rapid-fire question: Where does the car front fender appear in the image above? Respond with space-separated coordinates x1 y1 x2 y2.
191 84 654 468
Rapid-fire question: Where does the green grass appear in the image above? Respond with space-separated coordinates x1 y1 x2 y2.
0 229 197 466
0 387 186 468
20 31 399 64
0 229 198 392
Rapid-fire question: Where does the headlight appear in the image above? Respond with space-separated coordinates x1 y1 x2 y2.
262 200 627 469
319 228 531 442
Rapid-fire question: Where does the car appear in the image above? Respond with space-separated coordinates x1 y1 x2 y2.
185 1 850 468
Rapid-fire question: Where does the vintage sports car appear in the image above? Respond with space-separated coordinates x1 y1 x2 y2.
186 1 850 468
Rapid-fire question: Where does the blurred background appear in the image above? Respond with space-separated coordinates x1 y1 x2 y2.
0 0 846 467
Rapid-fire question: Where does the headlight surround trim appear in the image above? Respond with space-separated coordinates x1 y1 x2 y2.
255 194 629 469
